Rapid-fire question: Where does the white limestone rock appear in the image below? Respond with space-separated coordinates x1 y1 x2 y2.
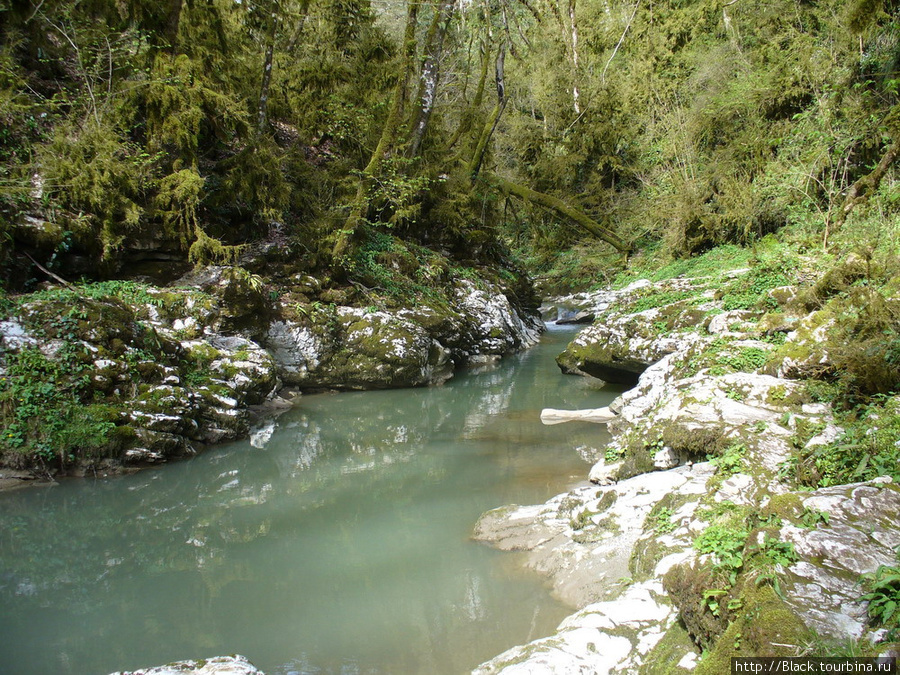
474 582 677 675
0 319 39 351
474 462 715 609
109 655 263 675
453 279 543 357
779 481 900 640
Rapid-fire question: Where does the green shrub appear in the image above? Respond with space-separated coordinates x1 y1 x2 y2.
860 562 900 641
710 443 747 478
0 346 117 468
720 250 798 311
694 522 749 585
38 121 149 260
799 395 900 488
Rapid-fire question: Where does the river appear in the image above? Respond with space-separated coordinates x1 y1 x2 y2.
0 324 620 675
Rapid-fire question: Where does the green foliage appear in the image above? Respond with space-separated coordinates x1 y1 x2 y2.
861 561 900 640
366 157 438 227
530 243 622 294
345 229 462 306
626 289 695 313
683 338 770 377
155 167 204 248
0 346 116 467
800 395 900 488
24 280 164 308
798 508 830 529
615 244 754 288
650 506 678 535
710 443 747 479
694 521 749 585
38 121 149 258
144 53 246 164
604 445 626 463
825 290 900 398
721 347 769 373
720 250 798 311
214 140 291 226
755 536 798 569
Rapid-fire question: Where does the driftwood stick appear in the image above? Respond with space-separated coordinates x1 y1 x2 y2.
21 251 81 293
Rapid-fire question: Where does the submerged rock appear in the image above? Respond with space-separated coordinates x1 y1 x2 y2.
109 654 264 675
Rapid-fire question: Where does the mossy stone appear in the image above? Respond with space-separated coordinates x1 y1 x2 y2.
664 561 730 649
557 340 646 384
694 584 810 675
641 620 698 675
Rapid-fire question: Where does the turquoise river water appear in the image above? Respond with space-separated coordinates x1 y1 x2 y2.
0 324 621 675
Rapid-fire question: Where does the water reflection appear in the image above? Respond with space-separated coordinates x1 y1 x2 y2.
0 326 621 675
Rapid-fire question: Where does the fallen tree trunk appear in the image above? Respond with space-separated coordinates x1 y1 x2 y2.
828 140 899 247
490 174 631 252
540 407 617 425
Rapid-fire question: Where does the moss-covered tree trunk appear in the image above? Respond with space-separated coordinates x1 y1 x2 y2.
457 18 630 254
407 0 455 158
445 39 490 153
828 139 900 247
466 44 507 181
256 10 279 136
331 0 421 263
490 174 631 252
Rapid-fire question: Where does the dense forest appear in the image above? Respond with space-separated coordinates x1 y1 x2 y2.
1 0 895 281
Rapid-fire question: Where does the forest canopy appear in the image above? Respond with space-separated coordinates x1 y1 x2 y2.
0 0 898 287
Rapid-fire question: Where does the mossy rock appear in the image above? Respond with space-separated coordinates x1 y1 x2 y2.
282 308 453 389
173 265 273 339
10 218 68 251
663 561 730 649
767 286 800 308
765 308 834 380
759 493 805 523
557 340 647 385
641 619 699 675
694 583 810 675
769 289 900 396
400 305 468 352
757 312 799 335
661 424 728 461
652 300 712 332
215 267 273 339
617 442 658 480
631 492 696 580
791 254 868 312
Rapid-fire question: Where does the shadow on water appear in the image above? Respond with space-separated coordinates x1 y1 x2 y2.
0 325 623 675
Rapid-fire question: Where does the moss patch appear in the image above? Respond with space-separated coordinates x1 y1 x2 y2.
641 619 699 675
695 584 810 675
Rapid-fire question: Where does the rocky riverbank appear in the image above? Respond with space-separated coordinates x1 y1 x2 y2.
473 257 900 673
0 255 541 483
